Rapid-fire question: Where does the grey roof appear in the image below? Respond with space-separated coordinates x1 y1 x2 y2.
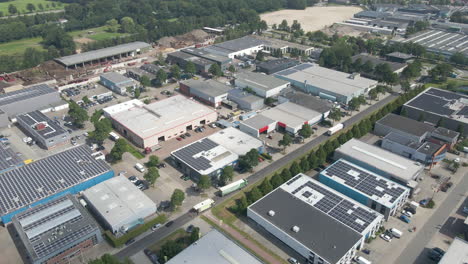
241 115 276 130
210 36 265 53
127 68 156 79
166 229 263 264
249 175 381 263
386 52 414 60
171 138 219 172
181 79 231 97
256 58 300 73
439 237 468 264
355 10 391 19
279 88 333 113
377 113 435 137
56 42 151 66
405 88 468 119
235 71 290 91
16 111 68 140
385 132 421 150
351 54 407 72
0 145 112 216
401 30 468 56
181 48 231 64
321 159 409 208
101 72 133 84
416 141 444 156
0 84 56 107
228 89 264 104
140 63 162 74
0 142 23 173
432 127 460 140
12 194 100 261
168 51 214 66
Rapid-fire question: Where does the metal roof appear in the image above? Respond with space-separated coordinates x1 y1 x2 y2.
401 30 468 56
16 111 68 140
279 88 333 113
101 72 134 84
0 142 23 173
55 42 151 66
181 79 231 97
0 84 56 107
234 71 290 92
386 52 414 60
181 48 231 64
376 113 435 137
209 36 265 53
260 101 322 129
439 237 468 264
321 159 410 208
12 194 100 260
241 114 276 130
0 145 112 216
256 58 300 73
227 89 264 104
351 54 407 73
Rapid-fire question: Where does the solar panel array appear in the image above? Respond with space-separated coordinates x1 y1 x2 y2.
324 160 407 205
426 88 467 100
290 179 379 234
0 142 22 172
407 93 455 116
0 84 56 107
459 106 468 116
172 138 219 171
0 145 111 216
17 111 67 139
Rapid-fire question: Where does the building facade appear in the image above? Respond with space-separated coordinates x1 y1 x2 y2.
100 72 136 95
227 89 264 110
234 71 290 98
179 79 231 107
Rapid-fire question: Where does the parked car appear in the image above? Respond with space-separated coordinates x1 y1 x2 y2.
186 224 195 233
428 247 445 261
400 215 411 223
362 249 371 255
125 238 135 246
463 206 468 214
151 224 162 231
380 234 392 242
419 199 429 206
287 257 298 264
402 210 413 218
185 132 191 137
405 207 416 215
180 134 186 139
176 137 182 141
156 163 166 169
144 249 160 264
165 221 174 227
128 176 138 183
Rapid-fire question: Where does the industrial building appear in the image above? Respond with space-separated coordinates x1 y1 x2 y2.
16 110 70 150
204 36 265 58
239 114 277 138
252 35 314 56
256 58 300 75
248 174 383 264
0 84 63 119
397 30 468 57
429 127 460 149
0 145 113 223
167 51 215 74
103 96 217 148
438 237 468 264
12 194 102 264
181 48 232 69
227 89 264 110
386 52 414 63
334 139 424 190
274 63 377 104
278 88 333 116
0 142 23 174
234 71 290 98
126 67 156 82
179 79 231 107
351 54 407 75
166 229 263 264
82 176 157 234
402 88 468 136
171 127 263 181
100 72 136 95
374 113 435 143
319 159 411 220
55 41 151 68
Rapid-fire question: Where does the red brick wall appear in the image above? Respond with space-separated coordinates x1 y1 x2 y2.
179 83 190 96
45 238 95 264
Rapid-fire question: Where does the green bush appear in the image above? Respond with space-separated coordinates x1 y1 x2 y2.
427 199 435 209
105 214 167 247
261 152 272 160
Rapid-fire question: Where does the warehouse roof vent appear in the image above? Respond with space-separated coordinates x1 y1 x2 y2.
268 210 275 217
292 225 300 233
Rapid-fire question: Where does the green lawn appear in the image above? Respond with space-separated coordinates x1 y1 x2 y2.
0 0 65 16
0 37 44 56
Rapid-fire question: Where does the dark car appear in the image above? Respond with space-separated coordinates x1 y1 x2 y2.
405 207 416 215
125 238 135 246
185 132 191 137
144 249 160 264
180 134 186 139
186 224 195 233
156 163 166 169
97 145 105 151
165 221 174 227
428 247 445 261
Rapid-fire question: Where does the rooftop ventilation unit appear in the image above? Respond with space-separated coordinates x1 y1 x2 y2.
292 226 300 233
268 210 275 216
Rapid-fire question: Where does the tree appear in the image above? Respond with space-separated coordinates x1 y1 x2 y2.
287 0 306 9
259 178 273 195
140 75 150 87
219 166 234 186
159 240 184 261
120 17 135 33
279 134 293 152
146 155 160 167
22 48 43 68
170 64 181 80
264 97 276 106
236 195 249 212
157 53 166 66
368 89 378 101
82 96 91 105
209 63 222 77
42 26 75 55
271 173 283 189
429 63 453 82
8 4 18 15
300 157 310 172
185 61 196 75
198 175 211 191
89 254 129 264
247 187 263 204
279 19 289 31
361 60 374 73
401 81 411 93
328 108 342 123
26 3 36 13
256 51 265 61
89 118 112 144
308 153 319 169
156 69 167 85
110 139 128 161
144 167 160 187
450 52 466 65
68 101 88 128
348 98 360 112
299 124 313 139
228 65 236 73
106 19 119 33
38 3 44 11
289 161 301 176
170 189 185 208
281 168 292 182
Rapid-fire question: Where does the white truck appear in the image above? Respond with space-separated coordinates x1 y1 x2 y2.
355 256 372 264
327 123 344 136
109 132 120 141
390 228 403 238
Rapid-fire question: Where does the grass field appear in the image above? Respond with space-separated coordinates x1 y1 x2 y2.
0 0 65 16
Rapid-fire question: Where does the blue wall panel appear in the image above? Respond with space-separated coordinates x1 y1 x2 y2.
318 174 369 205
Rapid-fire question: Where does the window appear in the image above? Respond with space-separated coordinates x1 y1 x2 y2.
371 201 377 210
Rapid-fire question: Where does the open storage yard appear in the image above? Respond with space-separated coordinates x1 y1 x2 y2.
260 6 363 32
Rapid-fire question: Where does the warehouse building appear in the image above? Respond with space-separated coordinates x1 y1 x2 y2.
278 88 333 117
0 84 63 118
234 71 290 98
248 174 383 264
0 142 23 174
0 145 113 223
179 79 231 107
227 89 264 110
126 67 156 82
181 48 232 69
252 35 314 56
16 110 70 150
274 63 377 104
167 51 214 74
204 36 265 58
256 58 300 75
374 113 435 143
55 41 151 68
334 139 424 190
402 88 468 136
397 30 468 57
429 127 460 149
104 96 217 148
351 54 407 76
167 229 262 264
386 52 414 63
83 176 156 234
239 115 277 138
100 72 136 95
171 127 263 181
12 194 102 264
438 237 468 264
319 159 410 220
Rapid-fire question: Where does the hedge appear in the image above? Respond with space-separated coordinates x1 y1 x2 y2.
104 214 168 247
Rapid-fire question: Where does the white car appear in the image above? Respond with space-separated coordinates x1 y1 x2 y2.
151 224 162 231
380 234 392 242
403 210 413 218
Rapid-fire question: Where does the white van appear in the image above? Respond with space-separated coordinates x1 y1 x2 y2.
109 132 120 141
390 228 403 238
356 256 372 264
135 163 145 173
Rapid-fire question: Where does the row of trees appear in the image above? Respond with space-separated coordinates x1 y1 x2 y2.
2 2 63 17
158 226 200 263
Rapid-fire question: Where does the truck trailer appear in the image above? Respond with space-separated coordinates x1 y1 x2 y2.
219 179 248 196
327 123 344 136
193 199 215 213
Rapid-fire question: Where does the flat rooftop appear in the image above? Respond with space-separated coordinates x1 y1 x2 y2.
377 113 435 137
439 237 468 264
249 174 382 264
241 114 276 130
351 54 407 72
279 88 333 113
169 51 213 66
208 127 263 155
321 159 410 208
400 30 468 56
107 96 217 139
12 194 99 261
386 52 414 60
101 72 133 84
256 58 300 72
208 36 265 53
228 89 264 104
0 84 57 107
166 229 262 264
181 79 231 97
405 87 468 124
235 71 290 92
252 35 312 51
181 48 231 64
17 111 68 140
0 142 23 173
260 101 322 128
56 42 151 66
0 145 112 217
82 176 156 230
334 139 424 184
274 63 377 97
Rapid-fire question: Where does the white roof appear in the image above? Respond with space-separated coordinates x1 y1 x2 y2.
82 176 156 230
439 237 468 264
260 101 322 129
103 99 143 116
107 95 217 139
208 127 263 155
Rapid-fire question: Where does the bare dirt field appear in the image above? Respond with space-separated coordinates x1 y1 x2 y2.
260 6 363 32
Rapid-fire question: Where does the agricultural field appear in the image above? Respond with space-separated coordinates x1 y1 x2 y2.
0 0 65 16
0 37 44 56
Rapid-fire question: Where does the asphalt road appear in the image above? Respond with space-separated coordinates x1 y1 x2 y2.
394 172 468 264
115 93 398 261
